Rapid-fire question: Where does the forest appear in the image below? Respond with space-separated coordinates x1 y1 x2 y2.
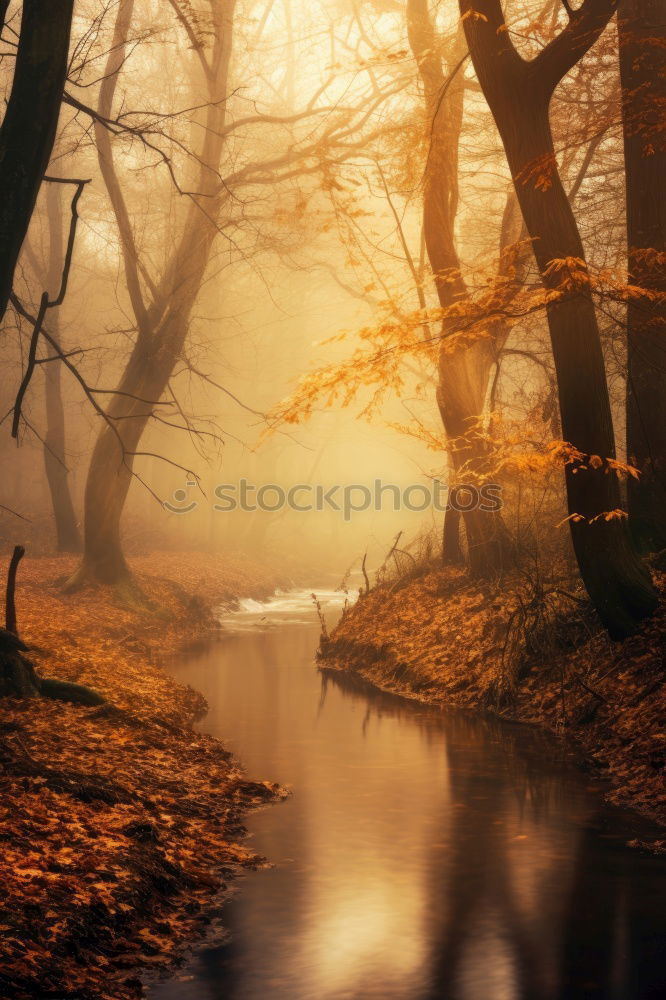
0 1 664 998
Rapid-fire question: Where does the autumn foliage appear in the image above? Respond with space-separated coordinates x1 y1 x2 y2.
0 553 286 1000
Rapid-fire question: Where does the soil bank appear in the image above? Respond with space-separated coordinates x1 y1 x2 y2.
320 565 666 838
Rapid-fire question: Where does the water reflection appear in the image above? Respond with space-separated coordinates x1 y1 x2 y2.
152 620 666 1000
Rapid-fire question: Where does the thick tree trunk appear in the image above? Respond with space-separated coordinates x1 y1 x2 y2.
442 503 463 565
408 1 510 573
619 0 666 552
436 347 506 573
0 0 74 322
43 184 81 553
437 192 527 572
71 0 235 588
461 0 657 637
77 323 186 586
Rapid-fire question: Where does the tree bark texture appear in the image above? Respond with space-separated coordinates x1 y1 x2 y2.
459 0 657 636
619 0 666 552
408 0 527 574
76 0 236 586
42 184 82 552
0 0 74 321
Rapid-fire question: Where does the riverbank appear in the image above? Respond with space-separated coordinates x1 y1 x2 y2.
0 551 287 1000
320 564 666 837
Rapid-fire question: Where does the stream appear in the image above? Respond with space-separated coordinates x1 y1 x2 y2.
152 590 666 1000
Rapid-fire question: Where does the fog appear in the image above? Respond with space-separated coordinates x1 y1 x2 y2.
0 0 640 586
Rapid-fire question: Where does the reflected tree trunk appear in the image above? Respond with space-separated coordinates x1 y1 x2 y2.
560 821 626 998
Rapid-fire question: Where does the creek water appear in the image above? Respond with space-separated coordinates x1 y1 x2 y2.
152 590 666 1000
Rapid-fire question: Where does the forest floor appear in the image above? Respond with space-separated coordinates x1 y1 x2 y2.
320 562 666 842
0 551 290 1000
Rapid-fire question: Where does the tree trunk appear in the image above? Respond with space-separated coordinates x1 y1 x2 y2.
0 545 103 701
442 503 464 565
43 327 82 552
72 0 235 587
1 546 40 695
460 0 657 637
43 184 81 552
436 348 506 573
0 0 74 322
407 1 511 573
77 322 187 586
619 0 666 552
